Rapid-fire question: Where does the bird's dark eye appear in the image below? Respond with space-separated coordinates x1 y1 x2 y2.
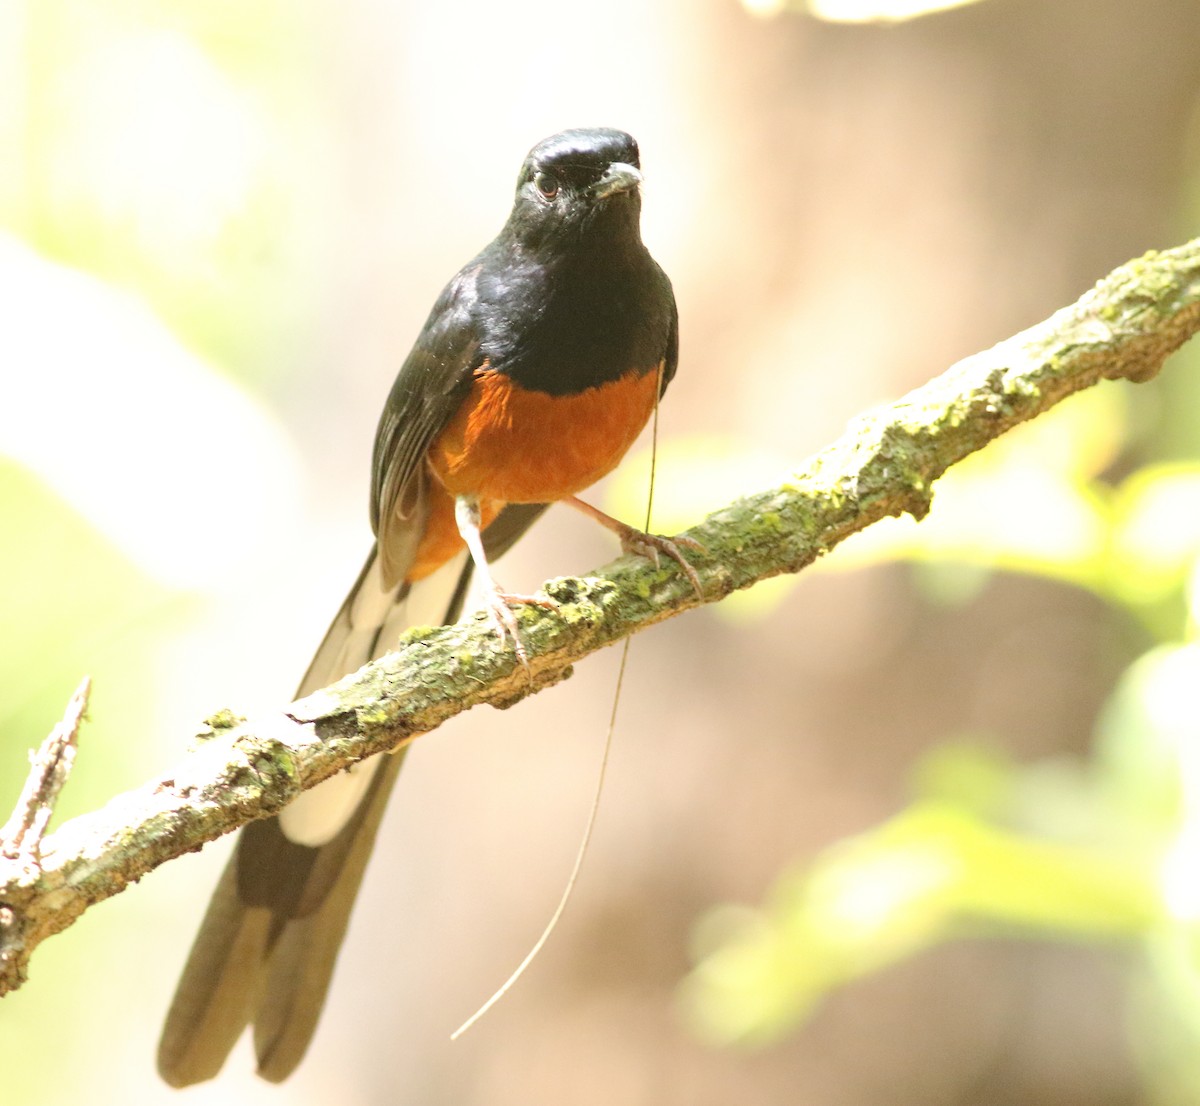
534 171 560 200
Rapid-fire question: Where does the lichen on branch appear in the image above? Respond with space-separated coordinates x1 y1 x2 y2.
2 238 1199 996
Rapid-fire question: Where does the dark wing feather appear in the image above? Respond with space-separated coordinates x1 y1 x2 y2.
660 281 679 392
483 502 551 560
372 266 486 588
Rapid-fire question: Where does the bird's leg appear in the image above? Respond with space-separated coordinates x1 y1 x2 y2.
455 494 557 665
565 496 704 598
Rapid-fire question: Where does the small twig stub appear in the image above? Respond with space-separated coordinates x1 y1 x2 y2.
1 676 91 862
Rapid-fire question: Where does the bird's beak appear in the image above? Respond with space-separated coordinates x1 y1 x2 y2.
592 163 643 200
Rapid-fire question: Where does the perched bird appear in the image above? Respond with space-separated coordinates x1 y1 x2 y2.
158 127 693 1085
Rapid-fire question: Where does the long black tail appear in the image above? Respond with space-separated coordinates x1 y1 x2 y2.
157 546 465 1085
157 502 548 1085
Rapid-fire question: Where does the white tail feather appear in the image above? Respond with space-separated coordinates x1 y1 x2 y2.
279 551 468 847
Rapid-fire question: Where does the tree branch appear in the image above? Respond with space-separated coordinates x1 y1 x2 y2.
3 238 1199 996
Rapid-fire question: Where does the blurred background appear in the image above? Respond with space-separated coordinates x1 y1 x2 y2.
4 0 1200 1102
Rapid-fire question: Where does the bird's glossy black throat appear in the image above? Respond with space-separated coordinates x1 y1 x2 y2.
475 198 673 397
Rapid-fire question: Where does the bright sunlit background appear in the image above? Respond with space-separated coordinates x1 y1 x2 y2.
5 0 1200 1103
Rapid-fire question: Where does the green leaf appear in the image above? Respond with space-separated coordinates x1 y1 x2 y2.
682 800 1160 1047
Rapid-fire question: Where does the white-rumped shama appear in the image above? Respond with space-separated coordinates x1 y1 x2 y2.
158 127 694 1086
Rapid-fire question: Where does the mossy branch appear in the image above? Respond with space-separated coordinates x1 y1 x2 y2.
3 238 1200 996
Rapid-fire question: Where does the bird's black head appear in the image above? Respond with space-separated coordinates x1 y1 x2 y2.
505 128 644 253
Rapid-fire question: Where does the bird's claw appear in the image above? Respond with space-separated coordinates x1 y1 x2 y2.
482 587 558 669
617 527 704 599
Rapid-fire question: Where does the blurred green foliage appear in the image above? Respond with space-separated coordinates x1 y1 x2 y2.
5 0 329 378
1 0 315 786
0 5 317 1094
671 364 1200 1099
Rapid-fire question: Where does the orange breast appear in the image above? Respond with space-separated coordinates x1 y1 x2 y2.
406 363 661 583
428 364 662 503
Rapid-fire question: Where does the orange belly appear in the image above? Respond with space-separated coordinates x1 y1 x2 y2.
407 363 661 581
430 364 662 502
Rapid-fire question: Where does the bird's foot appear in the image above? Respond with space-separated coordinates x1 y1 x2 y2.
611 523 705 598
481 585 558 668
564 495 705 599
